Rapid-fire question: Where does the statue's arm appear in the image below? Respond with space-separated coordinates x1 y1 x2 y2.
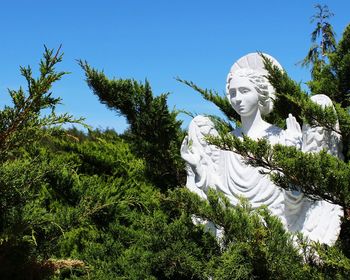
180 136 203 178
181 134 215 193
181 116 221 192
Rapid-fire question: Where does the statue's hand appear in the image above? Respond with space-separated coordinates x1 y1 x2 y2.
181 136 201 169
285 114 302 148
286 113 301 134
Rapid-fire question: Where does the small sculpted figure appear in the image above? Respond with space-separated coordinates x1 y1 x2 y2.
181 53 343 245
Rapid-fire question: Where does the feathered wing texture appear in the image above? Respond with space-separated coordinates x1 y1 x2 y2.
300 94 343 244
302 94 343 159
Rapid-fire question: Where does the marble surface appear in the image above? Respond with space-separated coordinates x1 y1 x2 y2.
181 53 343 245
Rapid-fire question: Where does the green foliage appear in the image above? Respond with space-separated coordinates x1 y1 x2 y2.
0 46 85 159
181 4 350 277
3 130 217 279
79 61 186 190
201 17 350 258
263 26 350 160
306 23 350 107
0 47 85 278
301 4 336 70
2 93 346 279
208 133 350 208
2 5 350 279
169 189 350 279
176 78 241 124
263 53 350 162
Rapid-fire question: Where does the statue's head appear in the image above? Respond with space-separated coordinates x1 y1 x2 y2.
225 53 282 117
188 115 218 146
226 69 274 116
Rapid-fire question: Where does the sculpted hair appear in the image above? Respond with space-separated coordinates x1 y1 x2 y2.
226 69 275 115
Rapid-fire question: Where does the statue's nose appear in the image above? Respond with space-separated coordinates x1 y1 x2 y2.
235 92 243 101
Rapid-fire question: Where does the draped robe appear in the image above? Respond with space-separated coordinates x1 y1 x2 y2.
184 117 343 245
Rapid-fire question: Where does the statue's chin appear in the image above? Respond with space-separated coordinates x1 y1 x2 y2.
234 106 259 118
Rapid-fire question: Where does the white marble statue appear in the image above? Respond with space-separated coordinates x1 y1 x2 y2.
181 53 343 245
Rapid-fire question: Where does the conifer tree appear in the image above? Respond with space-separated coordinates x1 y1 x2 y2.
3 5 350 279
79 61 186 190
0 46 85 278
301 4 336 69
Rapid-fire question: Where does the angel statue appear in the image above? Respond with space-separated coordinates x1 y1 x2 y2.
181 53 343 245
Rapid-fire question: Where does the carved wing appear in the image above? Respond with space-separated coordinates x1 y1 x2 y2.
299 94 343 245
301 94 343 159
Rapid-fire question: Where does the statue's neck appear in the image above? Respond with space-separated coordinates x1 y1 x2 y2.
240 109 269 139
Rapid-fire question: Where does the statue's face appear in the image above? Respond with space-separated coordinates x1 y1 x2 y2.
228 75 259 117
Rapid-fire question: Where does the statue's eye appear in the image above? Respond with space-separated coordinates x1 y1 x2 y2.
239 87 250 94
229 89 236 97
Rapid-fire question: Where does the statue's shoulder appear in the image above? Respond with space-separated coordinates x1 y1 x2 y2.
230 127 242 138
265 124 284 136
231 124 284 144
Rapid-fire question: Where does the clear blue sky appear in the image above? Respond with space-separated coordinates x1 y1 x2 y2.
1 1 350 132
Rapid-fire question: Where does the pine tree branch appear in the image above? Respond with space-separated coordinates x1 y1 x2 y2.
176 77 241 123
207 133 350 208
0 46 84 157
